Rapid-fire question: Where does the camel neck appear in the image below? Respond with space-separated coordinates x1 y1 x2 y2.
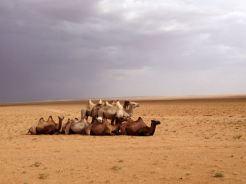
149 124 157 135
58 119 63 130
125 106 133 115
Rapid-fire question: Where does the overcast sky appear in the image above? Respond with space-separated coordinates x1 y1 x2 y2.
1 0 246 103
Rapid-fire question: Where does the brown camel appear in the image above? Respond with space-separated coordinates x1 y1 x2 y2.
120 117 146 135
120 117 160 136
28 116 64 135
136 120 161 136
90 118 120 136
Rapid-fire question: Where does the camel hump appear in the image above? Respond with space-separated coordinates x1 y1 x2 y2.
116 101 123 109
105 101 112 107
137 117 143 121
39 117 45 123
47 116 54 122
89 99 95 106
98 99 103 105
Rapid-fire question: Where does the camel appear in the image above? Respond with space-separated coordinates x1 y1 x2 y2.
90 118 120 136
81 99 106 120
121 117 160 136
81 99 96 120
90 101 136 124
136 120 161 136
119 117 146 135
120 117 160 136
63 118 90 135
28 116 64 135
82 99 139 123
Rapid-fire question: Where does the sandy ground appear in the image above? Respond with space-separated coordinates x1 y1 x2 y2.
0 98 246 184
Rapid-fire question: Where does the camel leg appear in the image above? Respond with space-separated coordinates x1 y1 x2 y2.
85 127 91 135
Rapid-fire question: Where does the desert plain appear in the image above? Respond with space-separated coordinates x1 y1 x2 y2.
0 97 246 184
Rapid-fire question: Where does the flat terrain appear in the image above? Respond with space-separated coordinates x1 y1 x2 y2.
0 98 246 184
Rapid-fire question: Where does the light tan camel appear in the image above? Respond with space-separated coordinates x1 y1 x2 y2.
63 118 90 135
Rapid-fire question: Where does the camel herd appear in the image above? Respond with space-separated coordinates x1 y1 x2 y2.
27 100 161 136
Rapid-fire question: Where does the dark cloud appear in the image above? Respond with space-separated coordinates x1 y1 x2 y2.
0 0 246 103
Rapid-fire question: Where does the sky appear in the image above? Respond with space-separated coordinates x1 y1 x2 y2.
0 0 246 103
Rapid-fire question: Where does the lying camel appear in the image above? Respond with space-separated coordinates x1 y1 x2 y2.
136 120 161 136
120 117 146 135
28 116 64 135
90 118 120 136
63 118 90 135
120 117 161 136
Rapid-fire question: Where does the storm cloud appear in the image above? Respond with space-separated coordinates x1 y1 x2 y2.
0 0 246 103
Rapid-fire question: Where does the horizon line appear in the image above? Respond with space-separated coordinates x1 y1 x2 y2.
1 93 246 106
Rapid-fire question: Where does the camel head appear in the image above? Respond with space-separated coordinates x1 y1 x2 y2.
131 101 140 108
27 126 37 135
58 115 64 121
58 116 64 122
151 120 161 126
124 101 140 110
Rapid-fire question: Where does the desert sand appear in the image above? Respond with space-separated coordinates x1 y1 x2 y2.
0 98 246 184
